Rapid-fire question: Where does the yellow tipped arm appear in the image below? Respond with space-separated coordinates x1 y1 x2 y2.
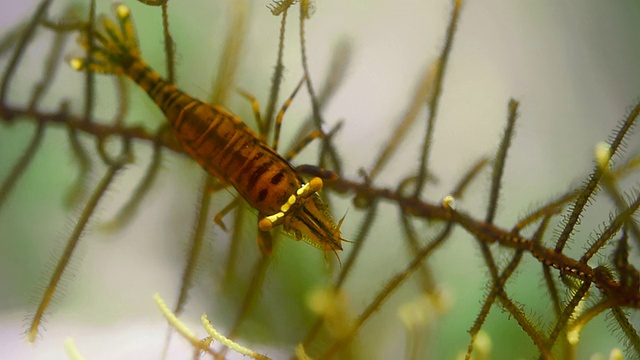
69 58 85 71
69 4 141 74
201 315 270 360
64 338 87 360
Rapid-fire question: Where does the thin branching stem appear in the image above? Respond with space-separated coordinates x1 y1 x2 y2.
413 0 463 198
368 62 438 181
0 121 45 211
467 214 551 359
465 248 524 359
40 18 85 32
209 0 247 105
0 20 27 56
28 153 129 342
138 0 167 6
64 124 91 207
160 1 175 84
601 164 640 247
263 9 288 133
82 0 96 124
513 189 579 233
301 202 379 350
335 202 378 289
486 99 519 224
28 32 66 110
173 175 214 315
227 255 271 339
39 3 85 32
611 307 640 355
399 208 438 295
291 41 351 174
450 157 490 199
320 223 453 359
0 0 52 104
112 76 129 127
298 5 341 172
315 40 351 112
222 200 247 289
498 292 551 359
545 280 591 352
580 191 640 263
555 101 640 253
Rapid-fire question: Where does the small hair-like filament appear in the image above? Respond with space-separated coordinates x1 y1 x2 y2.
267 0 298 16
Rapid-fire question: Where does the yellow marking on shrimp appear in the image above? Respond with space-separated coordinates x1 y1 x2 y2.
70 4 345 253
259 177 324 232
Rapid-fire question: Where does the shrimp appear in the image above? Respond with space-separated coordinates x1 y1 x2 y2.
70 4 344 255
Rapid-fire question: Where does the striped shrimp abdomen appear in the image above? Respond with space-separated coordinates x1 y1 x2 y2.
172 103 302 215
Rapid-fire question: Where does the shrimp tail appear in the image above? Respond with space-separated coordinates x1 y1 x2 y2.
69 4 140 74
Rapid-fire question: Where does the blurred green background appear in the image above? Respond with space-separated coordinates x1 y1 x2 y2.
1 1 639 359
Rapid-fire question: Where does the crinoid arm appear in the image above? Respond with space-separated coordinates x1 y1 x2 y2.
69 3 140 74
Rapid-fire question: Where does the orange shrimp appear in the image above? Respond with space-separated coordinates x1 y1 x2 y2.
70 4 344 255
